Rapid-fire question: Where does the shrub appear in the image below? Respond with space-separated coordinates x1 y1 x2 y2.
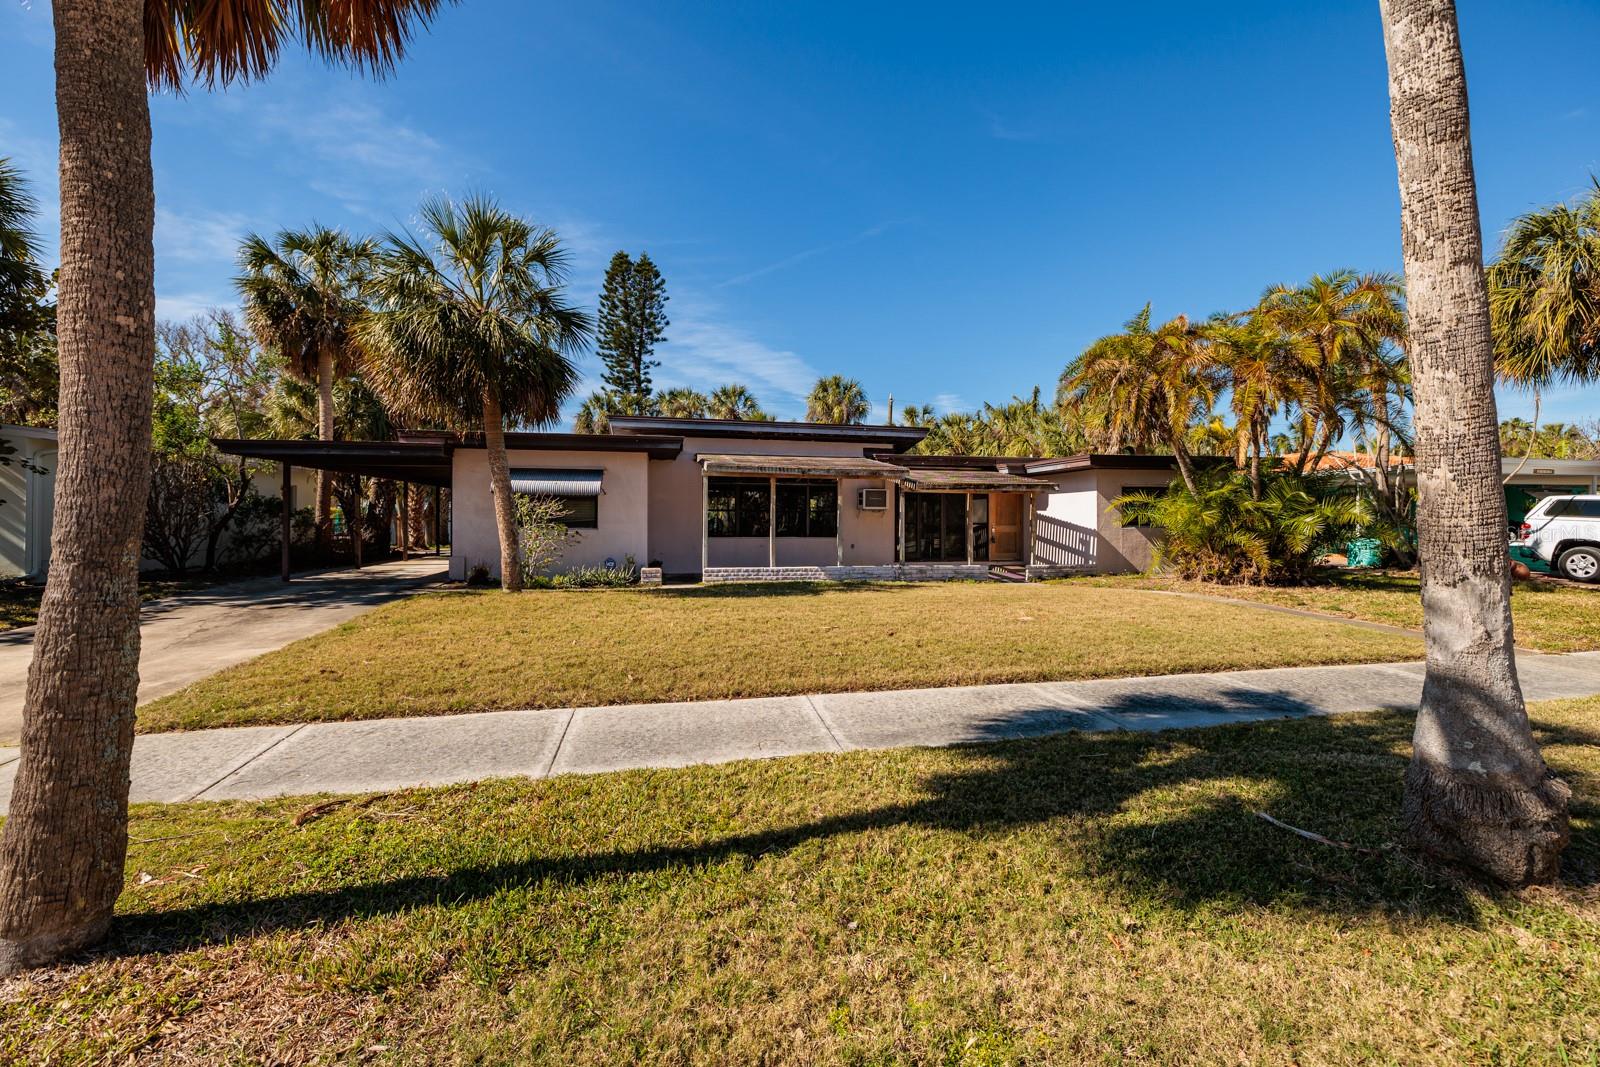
1116 469 1379 584
465 563 493 587
552 556 639 588
514 494 580 586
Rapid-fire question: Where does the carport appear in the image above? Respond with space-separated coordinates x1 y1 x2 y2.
213 438 454 580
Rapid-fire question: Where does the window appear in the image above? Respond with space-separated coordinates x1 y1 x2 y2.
550 495 598 529
707 478 840 537
1542 496 1600 519
1119 485 1161 528
707 478 770 537
777 479 839 537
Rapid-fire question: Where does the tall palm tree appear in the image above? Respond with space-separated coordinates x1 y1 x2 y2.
708 383 766 420
573 390 620 434
0 0 450 975
1059 305 1219 493
805 375 868 424
1380 0 1568 884
657 387 709 418
237 225 376 547
361 194 590 592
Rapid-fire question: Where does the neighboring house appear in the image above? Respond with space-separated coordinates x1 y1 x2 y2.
0 424 57 581
1291 449 1600 531
220 416 1181 582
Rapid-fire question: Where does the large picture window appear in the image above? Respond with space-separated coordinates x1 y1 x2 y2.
777 479 839 537
707 477 839 537
707 478 770 537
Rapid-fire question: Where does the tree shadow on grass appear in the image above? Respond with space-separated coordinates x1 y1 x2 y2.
105 687 1598 961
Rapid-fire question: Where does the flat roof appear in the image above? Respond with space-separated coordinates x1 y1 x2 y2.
698 453 910 478
214 438 454 486
609 415 927 452
398 428 682 460
900 469 1059 491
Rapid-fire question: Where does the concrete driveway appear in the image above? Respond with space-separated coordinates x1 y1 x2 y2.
0 557 447 745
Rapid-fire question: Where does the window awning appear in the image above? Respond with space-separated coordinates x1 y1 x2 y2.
698 454 909 479
510 468 603 496
899 469 1058 491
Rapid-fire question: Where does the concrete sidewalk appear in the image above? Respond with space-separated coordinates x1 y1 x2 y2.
5 650 1598 811
0 557 448 745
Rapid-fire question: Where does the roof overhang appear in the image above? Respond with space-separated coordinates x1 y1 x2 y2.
899 469 1059 491
611 415 927 453
698 453 910 479
431 429 682 460
213 438 454 487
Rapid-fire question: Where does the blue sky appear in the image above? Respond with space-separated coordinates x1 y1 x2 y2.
4 1 1598 426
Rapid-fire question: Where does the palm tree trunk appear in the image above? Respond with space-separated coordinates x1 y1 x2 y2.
0 0 153 974
1381 0 1568 884
315 340 335 551
482 391 522 591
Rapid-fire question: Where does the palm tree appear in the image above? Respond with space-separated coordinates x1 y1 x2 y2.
0 158 56 428
657 387 709 418
708 383 766 420
0 157 42 280
1254 271 1407 475
0 0 450 976
573 390 621 434
1380 0 1568 885
237 226 376 547
361 193 590 592
1488 184 1600 480
1059 305 1219 494
806 375 869 424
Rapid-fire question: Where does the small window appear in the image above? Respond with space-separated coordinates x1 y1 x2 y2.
550 495 598 529
1119 486 1161 528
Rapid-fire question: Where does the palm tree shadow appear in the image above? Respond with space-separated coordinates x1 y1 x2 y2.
106 687 1596 961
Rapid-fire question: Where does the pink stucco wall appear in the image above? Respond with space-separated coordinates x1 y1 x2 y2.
644 436 902 575
449 447 650 580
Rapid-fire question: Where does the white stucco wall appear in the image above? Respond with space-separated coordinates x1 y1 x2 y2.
450 447 650 580
0 428 56 580
1029 466 1177 573
646 436 902 575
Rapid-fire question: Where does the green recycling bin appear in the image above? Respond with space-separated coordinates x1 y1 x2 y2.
1346 538 1383 569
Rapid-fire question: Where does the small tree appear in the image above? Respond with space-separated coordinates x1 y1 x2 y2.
515 494 580 584
596 250 669 414
805 375 868 424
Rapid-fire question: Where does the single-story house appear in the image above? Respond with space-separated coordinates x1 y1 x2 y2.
220 416 1190 582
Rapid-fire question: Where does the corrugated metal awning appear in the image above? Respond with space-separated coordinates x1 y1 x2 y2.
900 469 1057 491
698 454 909 479
510 468 603 496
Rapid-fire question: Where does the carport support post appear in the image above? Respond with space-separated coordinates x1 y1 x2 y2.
433 485 442 554
280 461 292 582
965 491 974 565
399 482 410 561
767 475 777 568
701 470 709 577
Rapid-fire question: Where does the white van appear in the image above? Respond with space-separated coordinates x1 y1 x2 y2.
1518 494 1600 582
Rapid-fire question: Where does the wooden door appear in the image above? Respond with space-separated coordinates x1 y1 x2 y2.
990 493 1022 560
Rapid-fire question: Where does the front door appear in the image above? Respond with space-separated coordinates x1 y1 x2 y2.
989 494 1022 560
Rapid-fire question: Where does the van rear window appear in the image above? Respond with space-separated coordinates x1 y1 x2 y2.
1541 497 1600 519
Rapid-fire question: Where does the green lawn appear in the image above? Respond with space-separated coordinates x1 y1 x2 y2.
6 696 1598 1064
138 581 1422 732
1088 570 1600 653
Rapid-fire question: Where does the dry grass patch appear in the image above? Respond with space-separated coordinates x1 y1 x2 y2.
138 581 1420 732
1090 570 1600 653
4 697 1599 1064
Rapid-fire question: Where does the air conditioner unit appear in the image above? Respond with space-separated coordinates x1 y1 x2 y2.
858 487 889 511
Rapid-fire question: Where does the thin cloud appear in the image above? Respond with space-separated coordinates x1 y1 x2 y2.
155 291 229 324
980 107 1048 144
716 220 903 289
156 206 253 263
932 392 965 414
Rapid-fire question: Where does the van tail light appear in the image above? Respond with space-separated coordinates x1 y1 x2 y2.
1518 522 1531 538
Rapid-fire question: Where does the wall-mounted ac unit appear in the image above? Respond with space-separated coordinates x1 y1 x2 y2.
858 487 888 511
